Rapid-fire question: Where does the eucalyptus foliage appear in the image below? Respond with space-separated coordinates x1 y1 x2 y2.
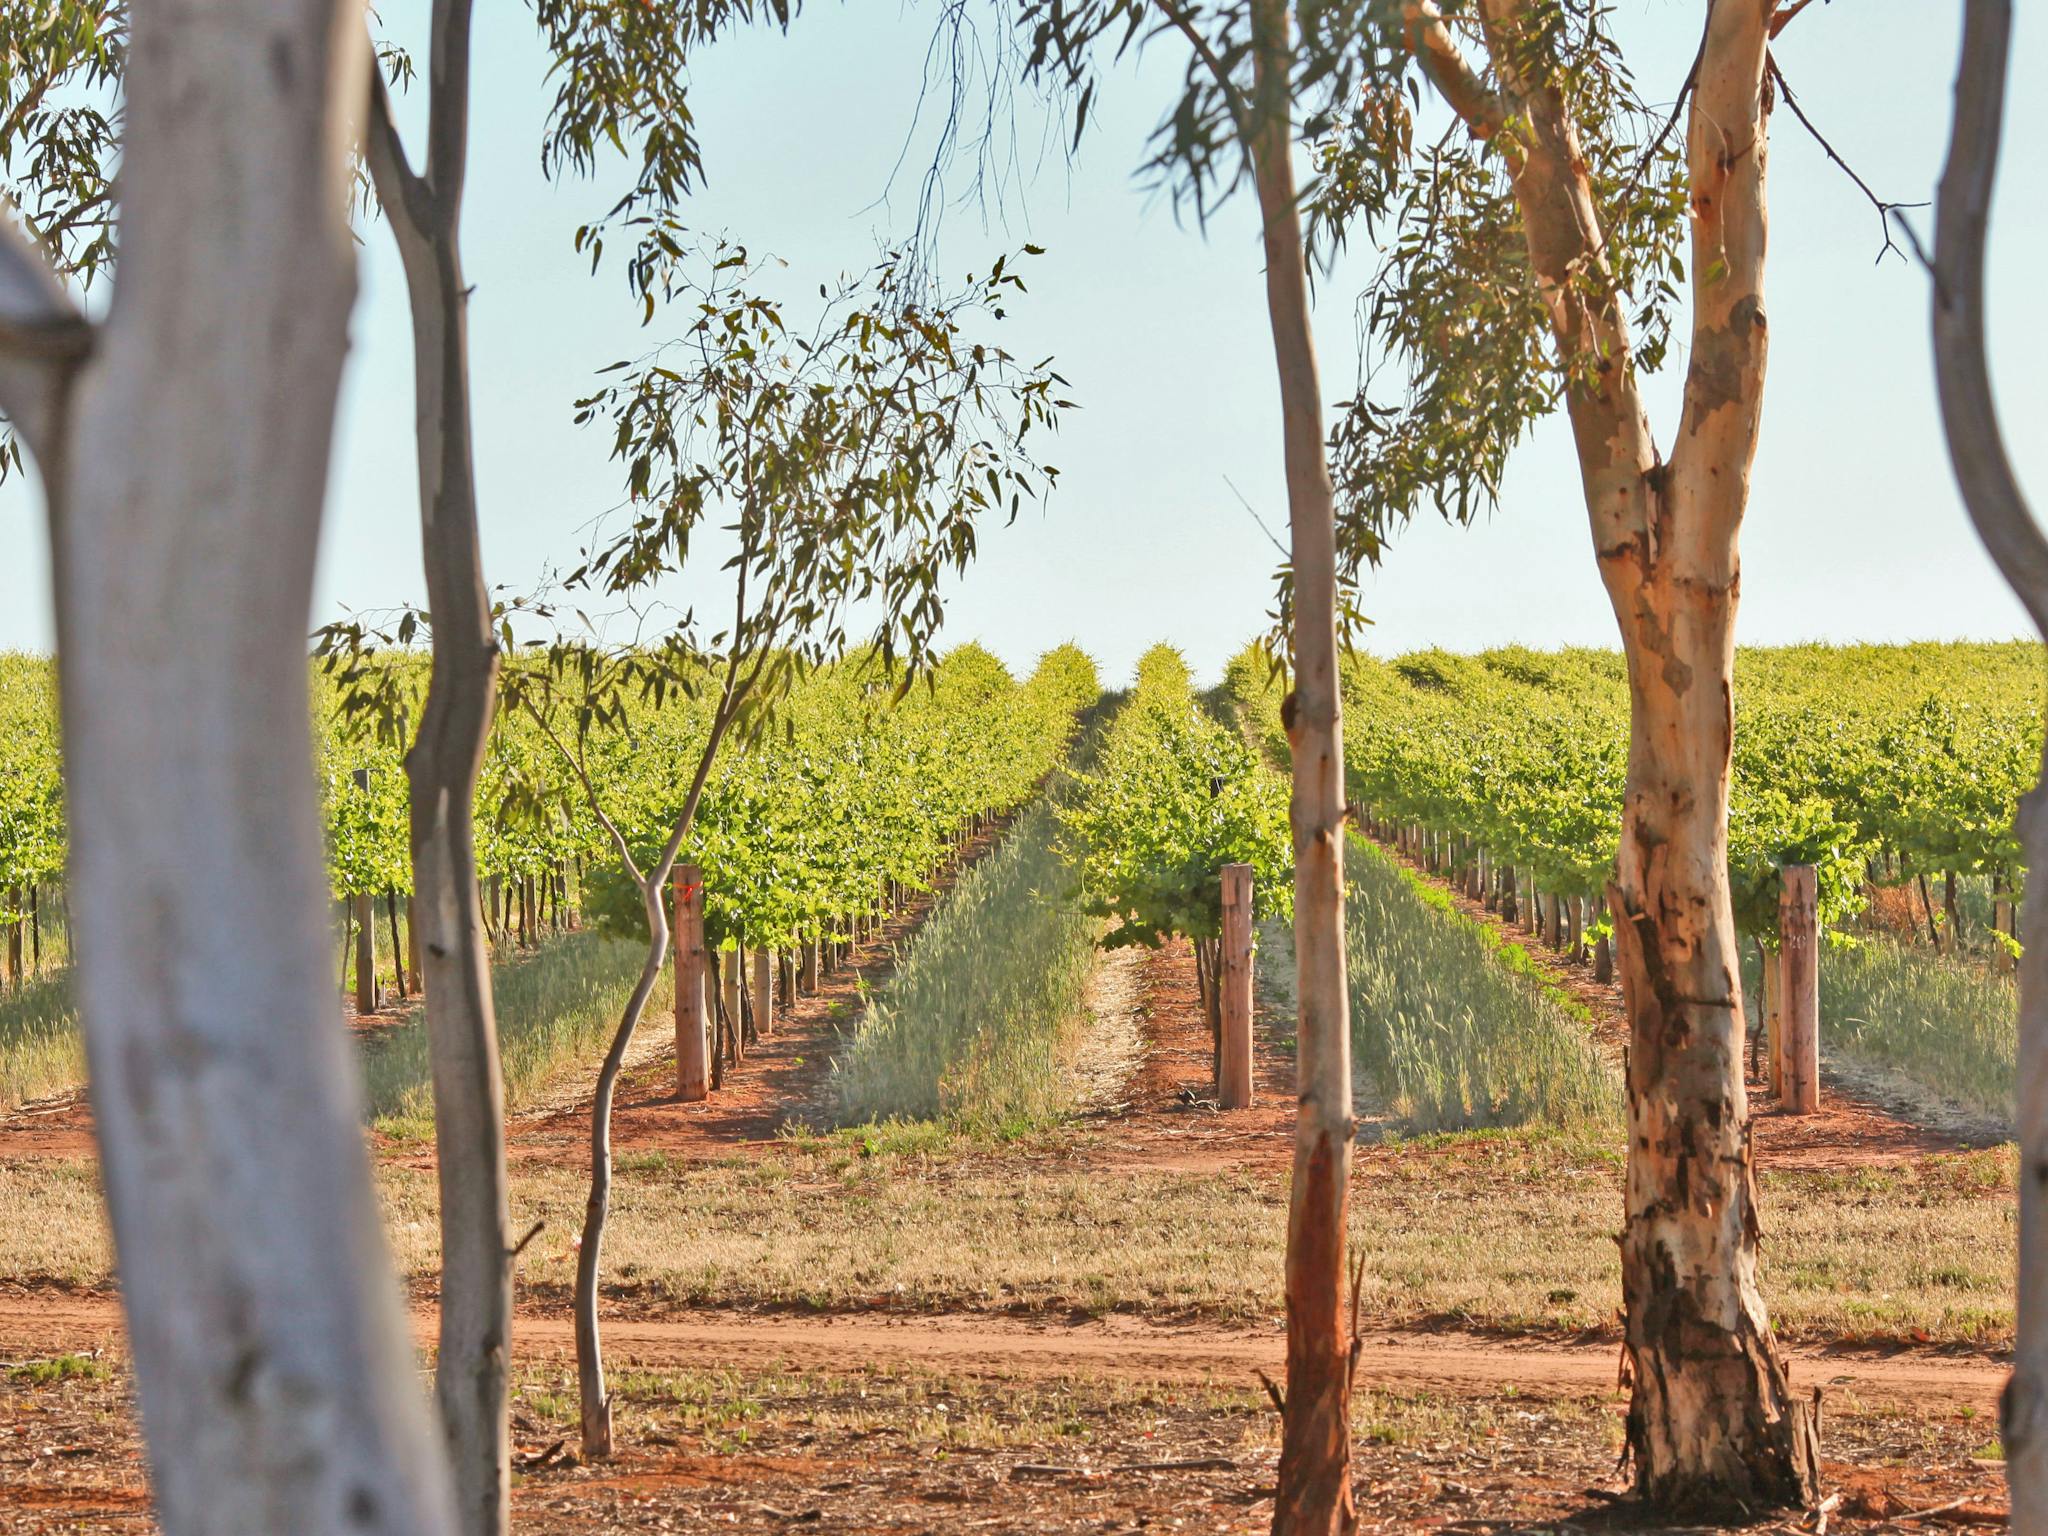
1319 0 1690 592
0 0 124 480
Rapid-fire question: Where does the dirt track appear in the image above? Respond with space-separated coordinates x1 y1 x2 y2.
0 1293 2006 1413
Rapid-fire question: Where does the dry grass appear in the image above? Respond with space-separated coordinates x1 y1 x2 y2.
0 1348 2005 1535
0 1134 2017 1348
0 973 84 1113
0 1158 108 1285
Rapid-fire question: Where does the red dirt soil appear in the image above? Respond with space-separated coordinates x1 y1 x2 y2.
0 819 2023 1532
0 1290 2008 1412
1061 938 1298 1175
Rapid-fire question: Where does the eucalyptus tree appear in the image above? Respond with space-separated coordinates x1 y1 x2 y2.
0 4 455 1533
1014 3 1384 1525
350 8 792 1528
380 241 1066 1462
1330 0 1825 1508
1923 2 2046 1523
0 2 121 481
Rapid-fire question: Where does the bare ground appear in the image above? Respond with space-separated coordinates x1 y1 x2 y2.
0 816 2023 1531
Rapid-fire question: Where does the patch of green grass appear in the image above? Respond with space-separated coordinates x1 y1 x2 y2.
1 925 654 1128
1383 861 1595 1027
1345 837 1620 1134
833 800 1097 1132
7 1352 107 1385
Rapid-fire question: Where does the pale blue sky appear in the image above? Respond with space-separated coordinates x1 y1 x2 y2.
1 2 2042 685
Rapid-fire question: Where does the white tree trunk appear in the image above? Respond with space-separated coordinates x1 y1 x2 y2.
0 4 457 1532
1405 0 1815 1507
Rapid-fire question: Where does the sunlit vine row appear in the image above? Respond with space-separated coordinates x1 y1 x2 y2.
1226 640 2045 944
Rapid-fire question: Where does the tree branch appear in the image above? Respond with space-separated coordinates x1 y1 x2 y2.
0 200 93 464
1401 0 1505 141
1768 53 1923 265
423 0 475 215
362 37 435 239
1769 0 1825 39
1930 0 2048 636
522 692 646 890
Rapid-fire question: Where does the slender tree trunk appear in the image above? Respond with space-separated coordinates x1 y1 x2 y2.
408 892 423 994
387 886 407 997
752 946 774 1039
574 880 669 1460
1996 868 2018 974
364 6 513 1528
1925 8 2045 1521
0 5 456 1530
1251 6 1355 1529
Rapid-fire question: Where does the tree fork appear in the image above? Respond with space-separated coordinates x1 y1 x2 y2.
364 4 517 1525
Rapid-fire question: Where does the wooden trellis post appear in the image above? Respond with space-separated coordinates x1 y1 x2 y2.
723 944 745 1063
1779 864 1820 1115
752 946 774 1038
1219 864 1254 1111
351 767 376 1014
675 864 709 1102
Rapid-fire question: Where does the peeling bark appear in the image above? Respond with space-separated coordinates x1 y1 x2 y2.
1250 4 1357 1530
1408 0 1814 1509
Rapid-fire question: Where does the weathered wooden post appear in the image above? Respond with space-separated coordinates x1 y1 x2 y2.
752 946 774 1038
404 891 422 996
5 886 21 988
350 767 376 1014
1762 943 1783 1098
675 864 709 1101
723 943 745 1063
1779 864 1820 1114
801 934 819 993
1219 864 1255 1110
